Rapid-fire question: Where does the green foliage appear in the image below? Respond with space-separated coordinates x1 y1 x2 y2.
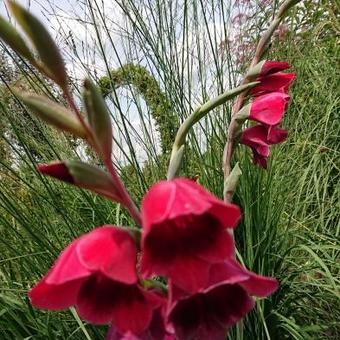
99 63 178 154
0 0 339 339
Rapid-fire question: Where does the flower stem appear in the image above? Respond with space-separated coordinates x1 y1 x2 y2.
167 82 259 180
64 88 142 226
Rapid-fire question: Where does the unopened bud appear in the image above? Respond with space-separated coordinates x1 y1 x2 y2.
83 79 113 160
15 92 87 138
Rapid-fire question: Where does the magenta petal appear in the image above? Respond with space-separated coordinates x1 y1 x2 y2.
168 256 211 293
252 72 296 96
177 178 241 229
240 125 268 147
240 274 278 298
29 277 85 310
77 226 137 284
227 260 279 297
37 162 74 183
142 180 211 230
45 239 91 285
249 93 290 126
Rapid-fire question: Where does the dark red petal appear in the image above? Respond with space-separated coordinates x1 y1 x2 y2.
37 162 74 183
77 226 137 284
45 239 91 285
169 284 254 340
252 150 268 169
29 277 85 310
198 229 235 261
267 126 288 144
76 275 122 324
261 61 290 77
240 125 268 147
141 214 232 286
112 289 163 335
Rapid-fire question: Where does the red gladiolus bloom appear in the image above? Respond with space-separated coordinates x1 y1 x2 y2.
251 72 296 96
240 124 288 168
167 259 278 340
249 92 290 126
141 178 241 293
29 226 163 335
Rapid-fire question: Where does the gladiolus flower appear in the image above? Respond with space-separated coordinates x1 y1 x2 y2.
141 178 241 293
167 259 278 340
251 72 296 96
29 226 163 335
240 124 288 168
237 92 290 126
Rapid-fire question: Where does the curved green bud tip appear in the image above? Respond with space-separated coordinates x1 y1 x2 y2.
7 0 67 89
235 104 251 123
83 78 113 160
246 61 266 79
0 15 34 62
224 162 242 200
167 145 185 180
14 91 87 138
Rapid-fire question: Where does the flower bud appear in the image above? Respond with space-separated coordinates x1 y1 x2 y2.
167 145 185 180
83 79 113 160
38 161 122 202
0 15 34 63
14 92 87 138
7 1 68 89
224 162 242 200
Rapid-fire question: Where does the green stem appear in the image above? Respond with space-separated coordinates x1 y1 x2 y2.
167 82 259 180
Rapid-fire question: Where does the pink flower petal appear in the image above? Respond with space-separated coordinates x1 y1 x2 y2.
29 277 85 310
77 226 137 284
45 239 91 285
249 92 290 126
252 72 296 96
